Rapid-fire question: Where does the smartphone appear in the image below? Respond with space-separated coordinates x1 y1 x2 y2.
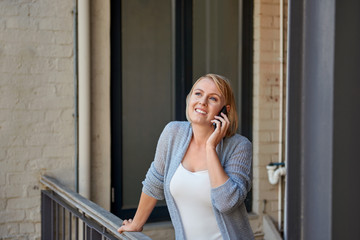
213 106 228 129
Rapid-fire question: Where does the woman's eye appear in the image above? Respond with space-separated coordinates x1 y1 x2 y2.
210 97 218 101
194 92 201 96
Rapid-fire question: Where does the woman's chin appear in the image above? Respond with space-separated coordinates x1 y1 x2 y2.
190 119 212 127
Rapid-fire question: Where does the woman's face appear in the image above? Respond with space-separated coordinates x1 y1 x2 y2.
187 77 226 127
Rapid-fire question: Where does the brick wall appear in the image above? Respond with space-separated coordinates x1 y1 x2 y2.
0 0 75 239
252 0 287 227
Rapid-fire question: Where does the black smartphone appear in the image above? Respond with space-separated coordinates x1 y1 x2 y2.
213 106 227 129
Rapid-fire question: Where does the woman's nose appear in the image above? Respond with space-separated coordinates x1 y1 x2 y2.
198 97 207 105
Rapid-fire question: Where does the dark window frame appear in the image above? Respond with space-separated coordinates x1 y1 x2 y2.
110 0 253 221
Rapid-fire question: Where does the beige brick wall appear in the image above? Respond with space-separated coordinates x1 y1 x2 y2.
252 0 287 229
0 0 75 239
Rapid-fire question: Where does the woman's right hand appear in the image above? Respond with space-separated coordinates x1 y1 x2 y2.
117 219 143 234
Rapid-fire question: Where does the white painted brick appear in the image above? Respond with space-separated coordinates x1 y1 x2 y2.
36 44 73 58
253 154 272 165
253 166 270 179
272 108 280 120
55 31 73 44
25 207 40 222
7 197 39 210
2 185 26 198
56 58 73 72
0 18 5 30
26 133 63 146
259 132 271 142
29 2 57 17
0 172 6 186
30 58 57 74
258 120 279 130
44 109 62 122
258 143 279 154
32 31 56 44
38 18 53 31
52 71 74 83
259 16 275 28
260 3 280 17
26 185 40 197
6 17 33 30
34 223 41 234
0 223 19 236
259 108 272 119
0 146 7 160
271 132 279 142
19 222 35 234
8 173 38 186
60 108 75 122
38 18 73 31
0 2 19 17
10 110 45 123
28 96 74 110
271 154 281 162
52 121 75 135
56 83 74 97
0 210 25 224
0 199 5 210
6 147 42 162
1 1 75 239
270 200 279 212
2 159 26 172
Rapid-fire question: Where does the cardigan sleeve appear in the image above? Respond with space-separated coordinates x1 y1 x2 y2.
142 122 173 200
211 136 252 214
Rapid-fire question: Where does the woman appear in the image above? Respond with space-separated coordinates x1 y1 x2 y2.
118 74 254 240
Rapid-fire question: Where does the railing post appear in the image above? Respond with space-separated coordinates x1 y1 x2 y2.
41 190 53 240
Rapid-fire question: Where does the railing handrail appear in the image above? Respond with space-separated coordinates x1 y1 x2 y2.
40 175 151 240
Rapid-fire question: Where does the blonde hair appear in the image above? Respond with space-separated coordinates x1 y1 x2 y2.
186 73 239 137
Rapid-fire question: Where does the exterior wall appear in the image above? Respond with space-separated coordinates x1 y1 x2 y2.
0 0 75 239
0 0 288 239
252 0 287 230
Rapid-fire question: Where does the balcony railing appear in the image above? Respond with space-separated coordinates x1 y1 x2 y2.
40 175 151 240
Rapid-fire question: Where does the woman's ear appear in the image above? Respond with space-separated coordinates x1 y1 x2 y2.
226 105 231 114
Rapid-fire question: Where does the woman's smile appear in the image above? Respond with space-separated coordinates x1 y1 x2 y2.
195 108 207 115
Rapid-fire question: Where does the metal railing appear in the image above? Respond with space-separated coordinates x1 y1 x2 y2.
40 175 151 240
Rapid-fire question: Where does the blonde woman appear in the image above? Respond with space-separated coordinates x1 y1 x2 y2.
118 74 254 240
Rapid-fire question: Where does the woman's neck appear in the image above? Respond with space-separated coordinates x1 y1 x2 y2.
191 123 213 146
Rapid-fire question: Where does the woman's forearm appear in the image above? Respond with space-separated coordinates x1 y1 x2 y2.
206 146 229 188
131 192 158 229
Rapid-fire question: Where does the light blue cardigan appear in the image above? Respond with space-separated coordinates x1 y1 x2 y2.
142 121 254 240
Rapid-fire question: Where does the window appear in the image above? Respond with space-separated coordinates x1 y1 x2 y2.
111 0 253 221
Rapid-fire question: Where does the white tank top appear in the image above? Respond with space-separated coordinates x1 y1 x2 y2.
170 163 222 240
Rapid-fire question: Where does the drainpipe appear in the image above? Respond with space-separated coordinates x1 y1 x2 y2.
78 0 91 199
73 0 79 193
277 0 286 232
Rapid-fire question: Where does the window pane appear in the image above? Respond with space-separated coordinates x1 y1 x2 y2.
193 0 241 128
122 0 172 209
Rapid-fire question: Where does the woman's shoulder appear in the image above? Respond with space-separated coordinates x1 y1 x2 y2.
160 121 191 140
163 121 191 133
225 133 252 149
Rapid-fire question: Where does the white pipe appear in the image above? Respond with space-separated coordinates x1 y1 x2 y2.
73 0 79 193
278 0 286 232
266 165 286 185
78 0 91 199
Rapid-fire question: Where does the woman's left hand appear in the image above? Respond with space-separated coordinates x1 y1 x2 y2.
207 112 230 149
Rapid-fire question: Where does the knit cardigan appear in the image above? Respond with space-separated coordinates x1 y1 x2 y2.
142 121 254 240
